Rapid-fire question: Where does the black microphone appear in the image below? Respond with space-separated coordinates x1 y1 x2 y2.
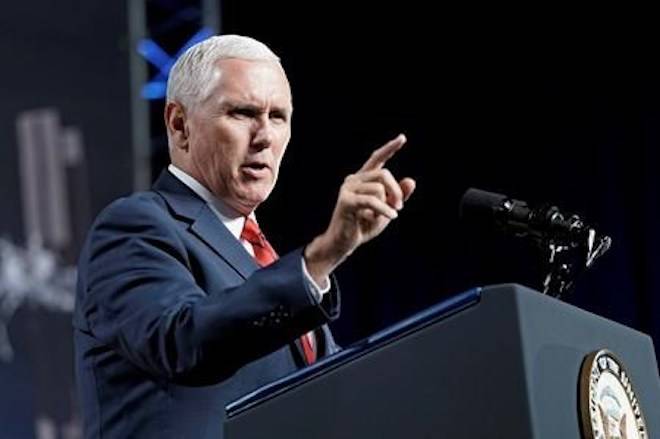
459 188 611 298
459 188 587 242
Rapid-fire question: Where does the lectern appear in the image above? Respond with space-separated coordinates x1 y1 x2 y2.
225 284 660 438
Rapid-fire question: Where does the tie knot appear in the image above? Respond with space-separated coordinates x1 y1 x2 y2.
241 217 278 266
240 217 264 247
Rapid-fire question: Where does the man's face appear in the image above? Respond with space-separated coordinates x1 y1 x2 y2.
184 58 292 214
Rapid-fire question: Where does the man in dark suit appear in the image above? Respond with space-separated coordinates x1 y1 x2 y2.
74 34 415 438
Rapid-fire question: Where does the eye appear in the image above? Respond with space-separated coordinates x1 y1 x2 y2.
269 111 288 123
231 107 257 119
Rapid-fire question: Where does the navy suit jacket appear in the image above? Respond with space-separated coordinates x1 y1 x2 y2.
74 170 340 438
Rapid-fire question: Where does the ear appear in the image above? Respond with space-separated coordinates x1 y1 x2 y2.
165 102 189 151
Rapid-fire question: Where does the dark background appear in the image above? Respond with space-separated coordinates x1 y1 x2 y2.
216 4 660 351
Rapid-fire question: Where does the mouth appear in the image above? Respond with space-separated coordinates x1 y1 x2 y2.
241 161 271 179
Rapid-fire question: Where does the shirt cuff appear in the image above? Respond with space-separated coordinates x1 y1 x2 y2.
301 257 331 303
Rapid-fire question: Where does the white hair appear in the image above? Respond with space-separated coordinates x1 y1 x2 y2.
166 34 281 107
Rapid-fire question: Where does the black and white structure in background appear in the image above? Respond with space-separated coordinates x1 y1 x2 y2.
0 2 221 436
0 109 89 362
0 108 90 439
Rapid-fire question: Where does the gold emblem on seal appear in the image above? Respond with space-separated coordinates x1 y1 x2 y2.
580 350 649 439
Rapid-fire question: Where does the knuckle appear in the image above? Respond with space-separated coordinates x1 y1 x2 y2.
339 186 352 199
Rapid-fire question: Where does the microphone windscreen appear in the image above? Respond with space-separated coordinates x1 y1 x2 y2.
459 188 508 228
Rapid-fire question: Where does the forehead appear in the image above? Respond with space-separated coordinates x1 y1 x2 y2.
210 58 292 106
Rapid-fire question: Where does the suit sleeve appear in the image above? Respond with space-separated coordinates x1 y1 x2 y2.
77 196 340 385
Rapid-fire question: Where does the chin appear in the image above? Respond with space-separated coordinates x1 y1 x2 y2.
247 182 274 199
236 189 271 211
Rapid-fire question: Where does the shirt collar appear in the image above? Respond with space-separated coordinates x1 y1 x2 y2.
167 164 256 241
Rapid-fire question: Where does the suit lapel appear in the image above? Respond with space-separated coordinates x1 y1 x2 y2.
154 170 315 364
152 169 258 279
189 206 257 279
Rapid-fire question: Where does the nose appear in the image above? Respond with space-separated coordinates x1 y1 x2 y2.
251 116 274 150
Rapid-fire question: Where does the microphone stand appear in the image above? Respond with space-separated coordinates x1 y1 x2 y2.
536 210 611 298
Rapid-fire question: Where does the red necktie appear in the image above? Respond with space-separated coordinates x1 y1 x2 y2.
241 217 317 364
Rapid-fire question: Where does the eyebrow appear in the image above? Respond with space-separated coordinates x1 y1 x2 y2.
221 100 291 114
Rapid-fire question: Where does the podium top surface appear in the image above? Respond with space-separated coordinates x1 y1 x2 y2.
225 287 482 418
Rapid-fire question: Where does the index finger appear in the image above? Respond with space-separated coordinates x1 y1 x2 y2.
359 134 407 172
